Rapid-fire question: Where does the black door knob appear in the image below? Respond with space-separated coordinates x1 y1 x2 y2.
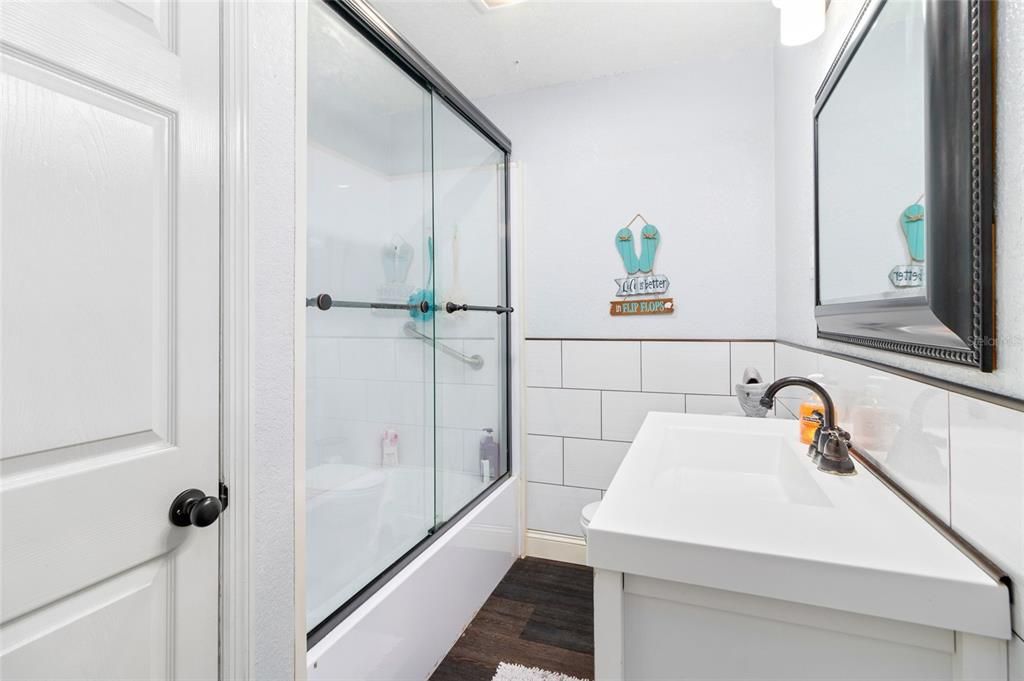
169 488 223 527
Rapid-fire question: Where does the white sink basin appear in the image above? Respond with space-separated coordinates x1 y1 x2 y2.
654 425 831 508
586 412 1010 639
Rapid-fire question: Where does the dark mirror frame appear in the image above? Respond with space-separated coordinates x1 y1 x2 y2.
813 0 994 371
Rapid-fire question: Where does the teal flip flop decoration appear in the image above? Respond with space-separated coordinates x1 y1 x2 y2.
615 228 640 275
900 203 925 262
408 236 435 321
638 223 660 274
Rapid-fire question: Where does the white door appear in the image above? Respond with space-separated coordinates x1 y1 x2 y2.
0 1 221 679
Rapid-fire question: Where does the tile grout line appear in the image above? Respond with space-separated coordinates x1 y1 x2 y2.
729 341 734 397
560 436 565 486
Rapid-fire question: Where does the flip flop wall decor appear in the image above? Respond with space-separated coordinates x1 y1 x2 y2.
638 224 660 274
616 227 640 275
900 203 925 262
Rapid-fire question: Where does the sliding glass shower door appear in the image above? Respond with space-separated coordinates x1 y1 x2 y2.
305 0 511 643
306 1 436 634
432 96 509 524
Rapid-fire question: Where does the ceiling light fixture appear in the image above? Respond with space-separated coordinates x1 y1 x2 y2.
773 0 825 47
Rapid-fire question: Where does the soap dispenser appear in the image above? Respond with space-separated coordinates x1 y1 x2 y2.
479 428 500 482
798 374 827 445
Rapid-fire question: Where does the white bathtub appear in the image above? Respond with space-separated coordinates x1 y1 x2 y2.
305 462 500 630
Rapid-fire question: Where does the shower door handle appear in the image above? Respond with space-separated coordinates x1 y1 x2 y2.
308 293 431 314
445 302 514 314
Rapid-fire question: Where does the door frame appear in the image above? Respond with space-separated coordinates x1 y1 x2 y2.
220 2 307 678
220 0 253 678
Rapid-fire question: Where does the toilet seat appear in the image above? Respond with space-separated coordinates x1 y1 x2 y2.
580 501 601 539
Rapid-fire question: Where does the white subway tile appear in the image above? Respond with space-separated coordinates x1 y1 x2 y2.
338 339 397 381
775 396 803 420
562 341 640 391
819 355 950 522
394 338 434 383
438 383 500 431
463 338 500 386
526 388 601 438
950 394 1024 631
602 391 684 442
308 337 341 378
366 381 429 426
525 340 561 387
396 337 468 385
685 394 745 416
563 438 630 490
527 482 601 537
308 378 369 424
641 342 730 394
437 427 465 474
434 338 468 386
526 435 563 485
730 342 775 394
774 343 821 380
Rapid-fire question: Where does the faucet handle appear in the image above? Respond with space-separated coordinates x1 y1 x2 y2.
816 428 857 476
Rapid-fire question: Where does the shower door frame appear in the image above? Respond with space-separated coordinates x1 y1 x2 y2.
305 0 514 649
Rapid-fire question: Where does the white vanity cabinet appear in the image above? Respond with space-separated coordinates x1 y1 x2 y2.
588 414 1011 681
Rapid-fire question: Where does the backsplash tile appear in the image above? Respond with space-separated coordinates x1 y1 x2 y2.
527 482 601 537
526 387 601 438
526 434 563 485
563 438 630 490
525 334 1024 624
685 394 744 416
949 394 1024 632
525 340 562 387
562 340 640 391
775 342 822 384
641 341 731 395
601 390 684 442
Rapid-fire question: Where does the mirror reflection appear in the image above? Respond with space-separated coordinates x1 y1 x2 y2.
816 0 925 305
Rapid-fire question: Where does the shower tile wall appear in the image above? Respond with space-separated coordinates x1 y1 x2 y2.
524 340 775 537
308 336 498 476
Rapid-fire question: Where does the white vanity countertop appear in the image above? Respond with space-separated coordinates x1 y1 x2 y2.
586 412 1011 639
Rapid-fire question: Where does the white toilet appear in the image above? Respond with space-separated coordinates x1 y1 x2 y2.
579 501 601 540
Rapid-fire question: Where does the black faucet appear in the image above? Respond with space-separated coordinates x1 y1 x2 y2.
759 377 856 476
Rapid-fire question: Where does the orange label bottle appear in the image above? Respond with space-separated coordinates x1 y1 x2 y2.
799 403 824 444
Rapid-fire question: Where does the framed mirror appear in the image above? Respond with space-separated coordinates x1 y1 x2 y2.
813 0 994 371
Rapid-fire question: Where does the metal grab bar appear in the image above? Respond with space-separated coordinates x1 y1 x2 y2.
445 302 514 314
306 293 431 314
402 322 484 370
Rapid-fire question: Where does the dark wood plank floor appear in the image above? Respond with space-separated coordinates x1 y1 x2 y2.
429 557 594 681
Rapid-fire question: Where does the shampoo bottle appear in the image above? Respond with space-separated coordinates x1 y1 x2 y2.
479 428 500 482
381 430 399 467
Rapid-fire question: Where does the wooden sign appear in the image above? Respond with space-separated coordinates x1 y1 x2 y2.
610 298 675 316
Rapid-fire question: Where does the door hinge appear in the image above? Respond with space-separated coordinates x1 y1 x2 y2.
219 481 229 511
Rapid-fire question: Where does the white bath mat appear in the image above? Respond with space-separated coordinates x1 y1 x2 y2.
491 662 590 681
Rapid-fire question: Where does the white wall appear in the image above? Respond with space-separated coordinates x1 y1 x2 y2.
773 0 1024 398
477 52 777 340
248 3 298 678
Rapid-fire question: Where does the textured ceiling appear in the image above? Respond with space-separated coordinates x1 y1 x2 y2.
370 0 779 100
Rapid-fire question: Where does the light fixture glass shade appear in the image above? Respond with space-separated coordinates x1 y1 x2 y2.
479 0 526 9
779 0 825 46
